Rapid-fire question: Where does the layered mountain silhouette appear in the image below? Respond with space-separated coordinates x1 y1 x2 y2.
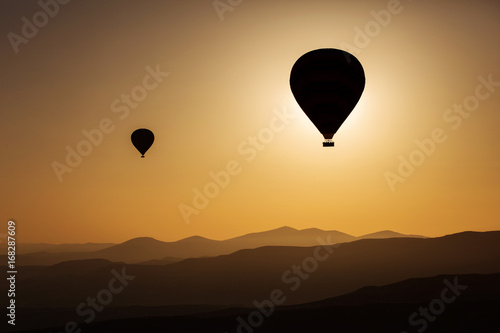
5 226 425 266
5 230 500 332
7 231 499 310
11 273 500 332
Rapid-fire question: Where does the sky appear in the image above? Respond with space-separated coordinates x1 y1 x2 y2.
1 0 499 244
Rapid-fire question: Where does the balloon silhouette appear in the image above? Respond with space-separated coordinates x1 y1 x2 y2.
290 48 365 147
131 128 154 158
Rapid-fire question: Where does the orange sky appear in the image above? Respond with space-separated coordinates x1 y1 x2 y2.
1 0 499 243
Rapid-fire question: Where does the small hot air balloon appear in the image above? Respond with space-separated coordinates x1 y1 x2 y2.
131 128 154 158
290 48 365 147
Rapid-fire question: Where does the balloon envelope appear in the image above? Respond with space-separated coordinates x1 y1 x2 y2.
131 128 154 158
290 48 365 146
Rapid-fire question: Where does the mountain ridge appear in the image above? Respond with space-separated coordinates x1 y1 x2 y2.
11 231 500 309
3 226 433 265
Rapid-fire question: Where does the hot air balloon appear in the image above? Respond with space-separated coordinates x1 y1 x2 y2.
290 48 365 147
131 128 154 158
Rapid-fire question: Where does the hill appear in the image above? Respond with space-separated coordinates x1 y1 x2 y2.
9 272 500 332
8 226 424 265
9 231 500 309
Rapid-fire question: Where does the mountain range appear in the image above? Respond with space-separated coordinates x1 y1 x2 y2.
4 226 426 265
10 231 499 307
4 230 499 332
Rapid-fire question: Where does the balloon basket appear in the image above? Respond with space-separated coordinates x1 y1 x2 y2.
323 141 334 147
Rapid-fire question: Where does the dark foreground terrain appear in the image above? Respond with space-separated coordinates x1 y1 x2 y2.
11 273 500 333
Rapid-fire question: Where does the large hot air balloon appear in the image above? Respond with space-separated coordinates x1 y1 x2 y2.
131 128 154 158
290 48 365 147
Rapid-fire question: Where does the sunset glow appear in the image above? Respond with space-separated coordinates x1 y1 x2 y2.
2 0 499 244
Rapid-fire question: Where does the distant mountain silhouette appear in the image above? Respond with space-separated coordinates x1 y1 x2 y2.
8 226 425 265
9 272 500 333
358 230 427 239
226 226 356 247
10 231 500 310
91 236 221 263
